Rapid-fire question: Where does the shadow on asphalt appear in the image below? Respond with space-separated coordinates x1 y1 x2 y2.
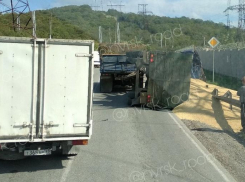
0 155 72 174
93 82 131 109
93 82 133 94
93 82 172 112
191 128 226 133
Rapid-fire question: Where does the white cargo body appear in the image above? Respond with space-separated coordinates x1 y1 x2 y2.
0 37 94 159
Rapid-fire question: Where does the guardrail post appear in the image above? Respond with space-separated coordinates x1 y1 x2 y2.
212 88 219 96
212 89 240 109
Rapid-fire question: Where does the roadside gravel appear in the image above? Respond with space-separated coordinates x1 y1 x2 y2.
182 119 245 182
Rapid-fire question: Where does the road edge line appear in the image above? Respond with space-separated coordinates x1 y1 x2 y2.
168 112 236 182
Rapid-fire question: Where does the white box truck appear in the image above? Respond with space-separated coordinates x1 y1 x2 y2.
0 37 94 160
93 51 100 68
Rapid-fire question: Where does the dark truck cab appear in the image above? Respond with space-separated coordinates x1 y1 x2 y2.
100 54 136 92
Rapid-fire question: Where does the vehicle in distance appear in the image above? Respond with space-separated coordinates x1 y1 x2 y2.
100 54 136 93
93 51 100 68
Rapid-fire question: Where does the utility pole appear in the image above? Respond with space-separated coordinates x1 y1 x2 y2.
91 0 100 11
138 4 153 30
138 4 153 15
117 22 120 43
90 5 100 11
224 0 245 39
225 0 231 28
99 26 103 43
101 0 103 11
119 1 124 12
17 15 20 31
49 13 52 39
238 0 245 30
32 11 36 38
0 0 32 31
107 1 125 12
109 28 112 43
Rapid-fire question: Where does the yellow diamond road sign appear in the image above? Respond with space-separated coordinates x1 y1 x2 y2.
208 37 220 48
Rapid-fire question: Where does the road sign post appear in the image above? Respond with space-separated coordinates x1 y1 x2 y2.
208 37 220 83
213 50 215 82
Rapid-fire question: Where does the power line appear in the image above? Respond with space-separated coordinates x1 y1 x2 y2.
224 0 245 38
238 0 245 31
107 1 125 12
137 4 153 30
225 0 231 28
0 0 32 31
90 5 100 11
101 0 103 11
138 4 153 15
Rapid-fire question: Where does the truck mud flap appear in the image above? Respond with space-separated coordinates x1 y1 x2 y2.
100 76 113 93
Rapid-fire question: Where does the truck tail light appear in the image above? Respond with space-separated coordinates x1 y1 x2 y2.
150 54 154 63
72 140 88 146
147 95 151 103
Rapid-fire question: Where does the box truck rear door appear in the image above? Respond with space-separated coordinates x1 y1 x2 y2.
0 38 38 141
38 41 93 138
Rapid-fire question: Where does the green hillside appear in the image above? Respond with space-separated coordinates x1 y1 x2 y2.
0 10 92 40
47 5 240 50
0 5 240 50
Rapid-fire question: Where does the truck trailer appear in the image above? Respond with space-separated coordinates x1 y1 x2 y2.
0 37 94 160
98 43 147 93
100 54 136 93
126 50 193 110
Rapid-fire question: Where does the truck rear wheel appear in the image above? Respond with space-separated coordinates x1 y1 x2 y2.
100 76 113 93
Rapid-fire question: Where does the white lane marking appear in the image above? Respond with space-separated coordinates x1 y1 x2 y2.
60 157 74 182
60 72 99 182
168 113 231 182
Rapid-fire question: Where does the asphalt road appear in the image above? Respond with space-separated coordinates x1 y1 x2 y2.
0 69 236 182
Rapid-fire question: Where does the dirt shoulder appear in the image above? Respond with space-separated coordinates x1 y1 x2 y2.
183 120 245 182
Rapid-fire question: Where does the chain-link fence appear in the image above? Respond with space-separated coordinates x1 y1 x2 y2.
196 47 245 80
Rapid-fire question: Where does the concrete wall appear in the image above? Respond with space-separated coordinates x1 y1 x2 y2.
197 48 245 79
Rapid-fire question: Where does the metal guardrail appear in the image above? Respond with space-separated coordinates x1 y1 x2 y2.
212 89 240 110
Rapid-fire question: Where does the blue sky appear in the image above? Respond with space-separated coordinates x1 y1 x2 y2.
1 0 240 26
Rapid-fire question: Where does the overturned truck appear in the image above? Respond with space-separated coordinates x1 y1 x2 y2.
126 50 193 110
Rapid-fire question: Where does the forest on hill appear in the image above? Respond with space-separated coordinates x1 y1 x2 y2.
0 10 92 40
